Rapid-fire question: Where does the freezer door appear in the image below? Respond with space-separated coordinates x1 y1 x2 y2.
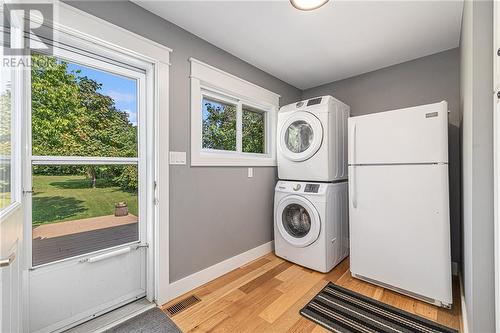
348 164 452 305
348 101 448 165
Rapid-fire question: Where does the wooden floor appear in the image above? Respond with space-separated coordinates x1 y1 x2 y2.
162 253 463 333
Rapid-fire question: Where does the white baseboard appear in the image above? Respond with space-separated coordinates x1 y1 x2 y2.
166 241 274 301
459 275 469 333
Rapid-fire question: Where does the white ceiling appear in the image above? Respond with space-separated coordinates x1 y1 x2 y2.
135 1 463 90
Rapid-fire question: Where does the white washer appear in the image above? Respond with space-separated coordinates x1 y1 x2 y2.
277 95 350 182
274 180 349 273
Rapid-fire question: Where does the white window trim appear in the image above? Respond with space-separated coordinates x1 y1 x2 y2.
190 58 280 166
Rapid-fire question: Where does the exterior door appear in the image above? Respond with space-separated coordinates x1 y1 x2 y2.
27 45 152 333
279 111 323 162
275 195 321 247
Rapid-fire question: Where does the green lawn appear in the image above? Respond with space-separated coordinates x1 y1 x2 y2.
32 175 138 227
0 192 11 210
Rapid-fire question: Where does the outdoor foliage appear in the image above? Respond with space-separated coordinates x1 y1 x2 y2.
31 54 138 190
0 85 11 209
202 100 265 153
32 175 138 226
202 100 237 151
242 109 265 154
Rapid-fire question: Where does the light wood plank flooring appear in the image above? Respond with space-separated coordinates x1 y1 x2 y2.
161 254 462 332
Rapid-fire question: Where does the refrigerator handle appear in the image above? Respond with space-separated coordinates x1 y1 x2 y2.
351 123 357 208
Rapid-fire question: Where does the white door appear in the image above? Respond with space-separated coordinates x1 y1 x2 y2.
279 111 323 162
349 163 452 305
348 101 448 165
276 195 321 247
26 44 153 333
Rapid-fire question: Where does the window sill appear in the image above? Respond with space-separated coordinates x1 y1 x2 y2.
191 152 276 167
0 201 22 223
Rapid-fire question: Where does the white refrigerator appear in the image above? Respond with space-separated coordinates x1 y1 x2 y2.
348 101 452 307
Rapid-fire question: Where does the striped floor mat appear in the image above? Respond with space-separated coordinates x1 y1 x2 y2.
300 282 457 333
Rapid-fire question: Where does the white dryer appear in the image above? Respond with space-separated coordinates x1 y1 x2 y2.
277 96 350 182
274 180 349 273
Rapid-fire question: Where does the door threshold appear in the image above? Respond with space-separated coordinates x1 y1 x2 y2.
64 298 156 333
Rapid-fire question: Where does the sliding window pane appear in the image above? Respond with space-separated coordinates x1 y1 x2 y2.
31 164 138 266
242 106 265 154
31 53 138 158
0 67 12 210
202 97 236 151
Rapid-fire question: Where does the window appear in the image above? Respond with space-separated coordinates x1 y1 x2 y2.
242 105 265 154
0 68 12 211
190 58 280 166
202 97 237 151
0 53 20 216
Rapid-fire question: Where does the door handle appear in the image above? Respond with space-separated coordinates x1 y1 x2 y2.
80 247 130 263
0 253 15 268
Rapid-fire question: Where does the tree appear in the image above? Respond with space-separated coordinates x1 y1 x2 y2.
202 101 236 151
242 110 264 154
31 54 138 189
202 101 265 154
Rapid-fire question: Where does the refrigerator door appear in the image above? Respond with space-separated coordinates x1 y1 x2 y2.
349 163 452 305
348 101 448 165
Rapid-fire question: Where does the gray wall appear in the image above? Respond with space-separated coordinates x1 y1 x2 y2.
460 0 495 331
302 48 462 264
67 1 302 282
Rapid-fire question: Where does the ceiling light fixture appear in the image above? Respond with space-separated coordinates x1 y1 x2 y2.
290 0 329 11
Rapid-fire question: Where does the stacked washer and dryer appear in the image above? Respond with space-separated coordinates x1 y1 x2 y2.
274 96 350 273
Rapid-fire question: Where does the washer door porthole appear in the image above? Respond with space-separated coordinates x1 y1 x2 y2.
276 195 321 247
282 203 311 238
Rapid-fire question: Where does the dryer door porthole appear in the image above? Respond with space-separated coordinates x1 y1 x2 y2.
276 195 321 247
279 111 323 162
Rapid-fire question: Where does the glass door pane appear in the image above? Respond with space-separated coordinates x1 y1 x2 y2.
30 52 143 266
31 164 139 266
0 66 12 209
31 53 138 158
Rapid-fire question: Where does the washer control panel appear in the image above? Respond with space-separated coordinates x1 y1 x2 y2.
276 181 325 194
304 184 320 193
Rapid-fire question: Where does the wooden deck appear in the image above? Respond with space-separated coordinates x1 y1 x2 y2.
162 253 463 333
32 215 138 266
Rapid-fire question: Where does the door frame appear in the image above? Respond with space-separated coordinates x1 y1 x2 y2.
14 2 171 330
494 1 500 332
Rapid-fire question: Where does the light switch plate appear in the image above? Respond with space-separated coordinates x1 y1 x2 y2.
248 168 253 178
169 151 186 165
